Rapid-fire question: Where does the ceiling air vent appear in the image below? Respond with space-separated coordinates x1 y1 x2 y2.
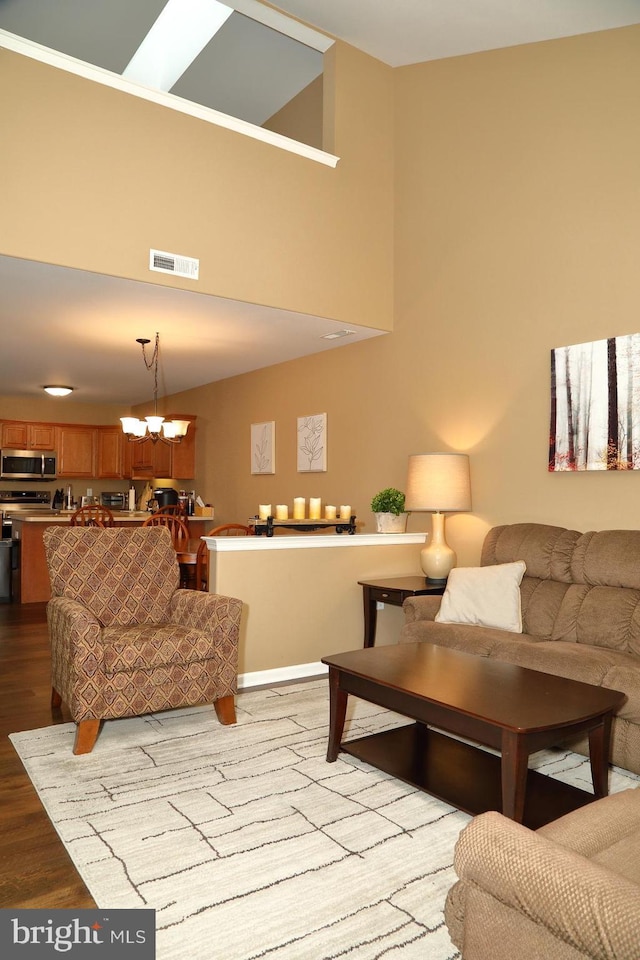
149 249 199 280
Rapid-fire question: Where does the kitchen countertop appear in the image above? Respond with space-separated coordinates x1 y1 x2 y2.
8 511 153 522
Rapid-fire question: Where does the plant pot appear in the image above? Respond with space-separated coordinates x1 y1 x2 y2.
374 512 407 533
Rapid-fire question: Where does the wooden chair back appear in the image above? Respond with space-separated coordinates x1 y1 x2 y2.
195 524 254 591
206 524 254 537
142 513 190 547
69 505 115 527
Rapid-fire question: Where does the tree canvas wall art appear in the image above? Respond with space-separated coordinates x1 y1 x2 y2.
549 333 640 471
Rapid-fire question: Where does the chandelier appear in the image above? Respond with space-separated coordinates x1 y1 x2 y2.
120 333 190 445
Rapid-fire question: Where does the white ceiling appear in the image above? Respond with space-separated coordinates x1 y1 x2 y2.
2 0 639 407
271 0 640 67
0 257 381 405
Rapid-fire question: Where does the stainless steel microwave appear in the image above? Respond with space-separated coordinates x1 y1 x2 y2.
0 448 57 480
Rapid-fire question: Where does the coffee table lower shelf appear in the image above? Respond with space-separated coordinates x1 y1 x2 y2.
341 723 593 830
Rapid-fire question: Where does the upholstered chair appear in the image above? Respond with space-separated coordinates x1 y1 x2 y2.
43 525 243 754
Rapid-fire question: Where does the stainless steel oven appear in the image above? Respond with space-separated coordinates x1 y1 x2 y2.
0 491 52 601
0 490 53 534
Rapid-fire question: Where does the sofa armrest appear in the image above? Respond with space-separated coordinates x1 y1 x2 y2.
170 589 243 635
402 594 442 623
452 810 640 960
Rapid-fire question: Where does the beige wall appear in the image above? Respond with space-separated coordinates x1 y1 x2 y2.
263 75 324 150
0 41 393 331
167 25 640 568
4 25 640 576
0 395 129 425
210 537 426 673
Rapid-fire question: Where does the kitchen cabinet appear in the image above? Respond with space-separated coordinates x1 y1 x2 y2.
1 417 196 480
129 436 172 479
1 421 56 450
167 415 196 479
57 426 96 477
96 427 125 478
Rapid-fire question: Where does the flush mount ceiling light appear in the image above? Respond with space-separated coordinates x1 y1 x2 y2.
120 333 190 446
43 385 74 397
321 329 357 340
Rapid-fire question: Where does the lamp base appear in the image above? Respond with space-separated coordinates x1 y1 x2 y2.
420 512 456 581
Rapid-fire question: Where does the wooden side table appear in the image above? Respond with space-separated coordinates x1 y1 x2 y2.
357 575 446 648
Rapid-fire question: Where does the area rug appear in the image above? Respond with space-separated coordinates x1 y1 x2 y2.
10 680 640 960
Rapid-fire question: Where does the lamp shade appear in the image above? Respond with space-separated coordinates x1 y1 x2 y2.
405 453 471 513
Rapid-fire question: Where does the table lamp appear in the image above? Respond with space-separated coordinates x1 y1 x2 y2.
405 452 471 581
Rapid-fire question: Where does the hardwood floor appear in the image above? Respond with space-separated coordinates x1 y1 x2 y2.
0 602 95 908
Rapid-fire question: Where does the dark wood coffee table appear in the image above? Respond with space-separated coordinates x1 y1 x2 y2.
322 643 626 829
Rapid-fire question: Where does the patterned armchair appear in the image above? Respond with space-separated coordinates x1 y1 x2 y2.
43 525 243 754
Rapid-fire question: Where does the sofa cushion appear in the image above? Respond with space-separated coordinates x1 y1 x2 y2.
495 641 639 723
570 530 640 590
401 619 540 656
539 788 640 886
552 583 640 654
481 523 581 582
101 623 216 675
435 561 526 632
520 577 573 639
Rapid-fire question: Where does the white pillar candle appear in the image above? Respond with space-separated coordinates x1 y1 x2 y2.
258 504 271 520
293 497 306 520
325 505 337 520
339 505 351 520
309 497 321 520
275 504 288 520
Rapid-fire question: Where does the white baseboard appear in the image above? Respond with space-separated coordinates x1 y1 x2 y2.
238 661 328 690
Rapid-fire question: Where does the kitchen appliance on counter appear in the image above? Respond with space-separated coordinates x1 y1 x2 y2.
101 492 126 510
1 449 57 480
153 487 179 509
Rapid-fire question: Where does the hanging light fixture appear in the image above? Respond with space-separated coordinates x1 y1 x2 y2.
120 333 190 445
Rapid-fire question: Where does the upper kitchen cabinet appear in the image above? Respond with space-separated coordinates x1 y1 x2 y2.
128 415 196 479
56 425 96 477
0 417 196 479
96 427 125 478
167 415 196 479
128 435 172 480
1 421 56 450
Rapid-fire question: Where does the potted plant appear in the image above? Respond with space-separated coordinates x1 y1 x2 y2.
370 487 407 533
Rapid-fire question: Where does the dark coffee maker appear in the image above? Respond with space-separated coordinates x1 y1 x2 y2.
153 487 179 508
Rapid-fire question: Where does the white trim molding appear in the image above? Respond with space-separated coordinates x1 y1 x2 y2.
238 660 328 689
205 532 427 552
0 27 339 168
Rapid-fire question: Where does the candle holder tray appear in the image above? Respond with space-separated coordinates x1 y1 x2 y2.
249 516 356 537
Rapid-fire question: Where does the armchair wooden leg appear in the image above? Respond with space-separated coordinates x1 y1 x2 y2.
73 719 101 755
214 695 236 725
51 687 62 710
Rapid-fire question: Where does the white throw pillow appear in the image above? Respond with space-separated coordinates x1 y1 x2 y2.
434 561 526 633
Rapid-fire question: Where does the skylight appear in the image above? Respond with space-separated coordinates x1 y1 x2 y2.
123 0 233 91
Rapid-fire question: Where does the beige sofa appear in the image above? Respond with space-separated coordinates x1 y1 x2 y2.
401 523 640 775
445 787 640 960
